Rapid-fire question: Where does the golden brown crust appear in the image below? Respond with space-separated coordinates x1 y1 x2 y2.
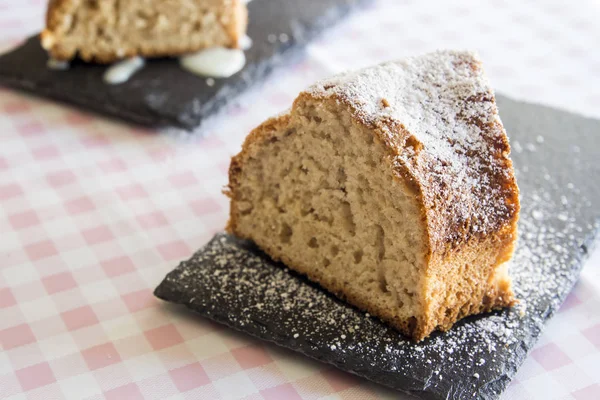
45 0 71 30
226 0 248 48
41 0 248 63
41 0 72 59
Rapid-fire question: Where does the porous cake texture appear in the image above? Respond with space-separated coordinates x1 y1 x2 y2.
226 50 520 341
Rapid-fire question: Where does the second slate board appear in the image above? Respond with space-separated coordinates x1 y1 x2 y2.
0 0 368 130
155 95 600 400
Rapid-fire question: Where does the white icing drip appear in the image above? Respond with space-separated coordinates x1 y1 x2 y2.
47 58 69 70
243 0 252 3
240 35 253 50
103 57 145 85
179 48 246 78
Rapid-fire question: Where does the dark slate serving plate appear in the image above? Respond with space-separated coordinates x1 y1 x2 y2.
0 0 368 130
154 95 600 400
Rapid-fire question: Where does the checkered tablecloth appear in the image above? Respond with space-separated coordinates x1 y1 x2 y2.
1 0 599 399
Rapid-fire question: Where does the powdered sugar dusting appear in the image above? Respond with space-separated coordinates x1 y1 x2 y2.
156 94 600 399
157 145 597 397
308 50 518 250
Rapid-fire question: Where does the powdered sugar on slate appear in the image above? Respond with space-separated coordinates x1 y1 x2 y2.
155 97 600 399
160 174 588 389
156 150 597 399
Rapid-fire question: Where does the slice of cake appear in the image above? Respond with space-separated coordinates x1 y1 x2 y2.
41 0 248 63
226 50 520 341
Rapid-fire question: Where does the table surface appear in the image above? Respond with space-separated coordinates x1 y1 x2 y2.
1 1 599 399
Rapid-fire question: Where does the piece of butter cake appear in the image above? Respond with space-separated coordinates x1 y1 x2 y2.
226 50 520 341
41 0 247 63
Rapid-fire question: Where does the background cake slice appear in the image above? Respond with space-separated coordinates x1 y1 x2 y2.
226 50 520 341
41 0 248 63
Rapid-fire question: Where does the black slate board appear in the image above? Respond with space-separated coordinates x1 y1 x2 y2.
154 95 600 400
0 0 368 130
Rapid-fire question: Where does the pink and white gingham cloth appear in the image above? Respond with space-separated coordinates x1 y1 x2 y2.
1 0 599 399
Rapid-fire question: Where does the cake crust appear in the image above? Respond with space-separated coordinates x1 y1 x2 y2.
41 0 248 63
227 51 520 341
